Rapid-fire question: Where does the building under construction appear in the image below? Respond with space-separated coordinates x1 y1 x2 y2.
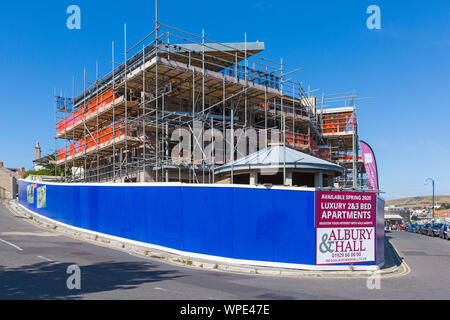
54 22 367 189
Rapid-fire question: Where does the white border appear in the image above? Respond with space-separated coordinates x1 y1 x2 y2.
20 179 316 192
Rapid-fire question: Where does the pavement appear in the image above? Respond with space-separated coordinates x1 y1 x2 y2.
0 200 449 300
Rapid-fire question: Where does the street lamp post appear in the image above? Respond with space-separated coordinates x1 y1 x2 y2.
425 178 435 220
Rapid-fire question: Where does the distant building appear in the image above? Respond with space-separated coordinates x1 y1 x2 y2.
0 161 24 199
385 205 411 225
412 209 426 217
35 141 41 161
33 141 50 171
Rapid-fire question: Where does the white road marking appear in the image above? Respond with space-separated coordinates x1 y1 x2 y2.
0 238 23 251
37 256 53 262
154 287 169 292
0 232 58 237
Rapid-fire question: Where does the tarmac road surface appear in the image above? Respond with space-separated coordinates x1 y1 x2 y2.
0 201 449 300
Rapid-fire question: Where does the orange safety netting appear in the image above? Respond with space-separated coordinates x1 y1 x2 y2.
321 112 355 134
332 153 363 162
319 148 332 161
285 132 309 149
57 90 115 133
57 122 130 161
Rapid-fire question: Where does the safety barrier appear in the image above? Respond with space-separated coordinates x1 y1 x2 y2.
18 180 385 270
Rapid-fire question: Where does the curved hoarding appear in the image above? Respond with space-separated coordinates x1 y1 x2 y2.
18 180 383 270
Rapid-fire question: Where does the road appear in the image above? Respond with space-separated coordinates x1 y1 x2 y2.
0 201 449 300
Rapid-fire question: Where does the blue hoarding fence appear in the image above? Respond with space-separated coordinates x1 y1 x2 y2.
18 180 383 269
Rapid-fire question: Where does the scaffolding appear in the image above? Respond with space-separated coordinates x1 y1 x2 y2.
54 22 368 189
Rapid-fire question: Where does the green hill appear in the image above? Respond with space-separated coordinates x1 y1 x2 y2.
386 195 450 209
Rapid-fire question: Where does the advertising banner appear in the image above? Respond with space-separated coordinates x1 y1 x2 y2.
360 141 379 191
316 191 376 265
37 185 46 209
27 184 34 204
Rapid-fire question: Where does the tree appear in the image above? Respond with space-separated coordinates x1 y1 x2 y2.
24 154 71 178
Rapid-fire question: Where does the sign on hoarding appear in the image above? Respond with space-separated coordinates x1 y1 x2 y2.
27 184 34 204
316 191 376 265
37 185 46 209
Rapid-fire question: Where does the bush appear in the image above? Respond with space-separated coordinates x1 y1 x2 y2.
23 169 55 179
24 153 72 178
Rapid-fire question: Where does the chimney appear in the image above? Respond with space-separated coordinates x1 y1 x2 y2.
35 141 41 160
20 167 25 177
0 161 3 168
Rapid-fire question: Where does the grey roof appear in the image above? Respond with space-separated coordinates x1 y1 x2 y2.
169 42 265 54
215 145 343 175
33 154 53 164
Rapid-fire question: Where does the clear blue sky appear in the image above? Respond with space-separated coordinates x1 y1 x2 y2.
0 1 449 200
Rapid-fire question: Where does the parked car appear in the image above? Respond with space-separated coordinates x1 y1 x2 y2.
429 223 443 237
421 223 431 235
415 224 423 234
400 224 408 231
439 224 448 239
408 223 418 233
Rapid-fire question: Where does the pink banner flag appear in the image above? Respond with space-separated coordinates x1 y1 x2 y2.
360 141 379 190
